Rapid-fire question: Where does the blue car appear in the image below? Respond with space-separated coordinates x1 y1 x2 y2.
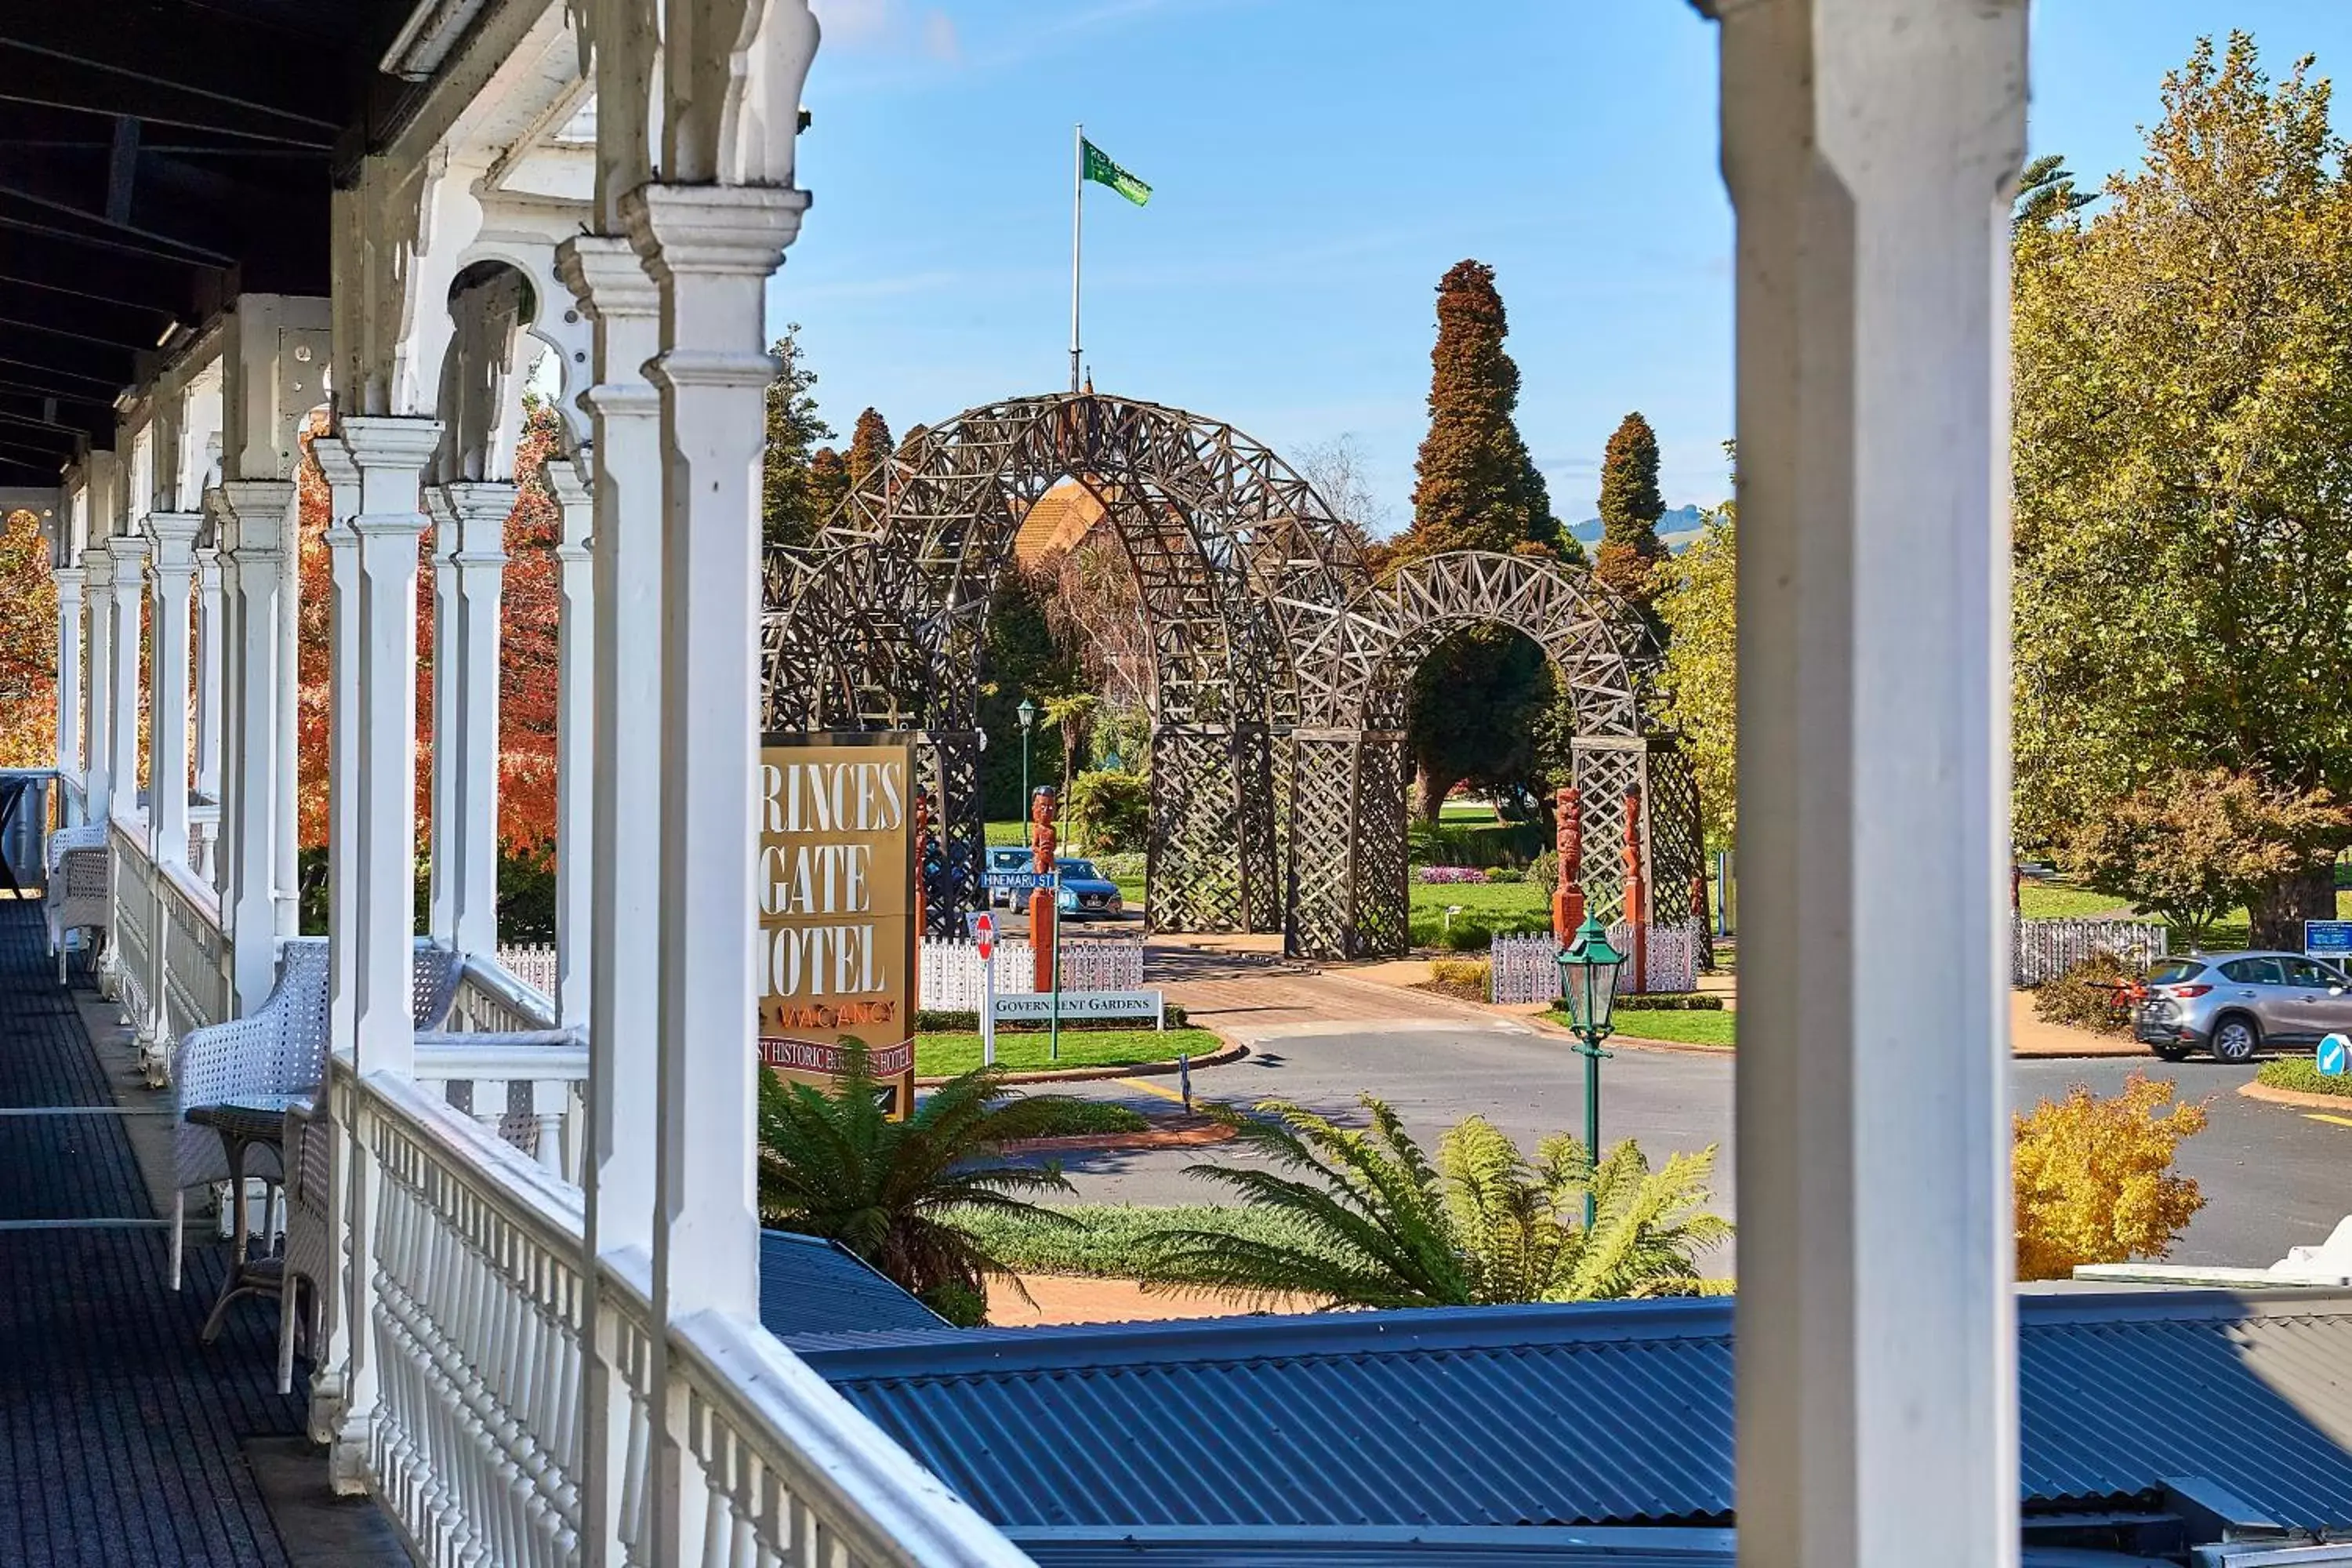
1054 858 1125 920
984 845 1033 908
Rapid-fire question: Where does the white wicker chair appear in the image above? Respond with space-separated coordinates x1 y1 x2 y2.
277 1098 335 1396
45 821 111 984
169 938 330 1293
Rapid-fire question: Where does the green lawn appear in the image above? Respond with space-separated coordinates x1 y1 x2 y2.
1549 1007 1737 1050
1409 877 1552 949
915 1025 1222 1076
1439 800 1501 822
948 1203 1341 1276
2016 880 2129 920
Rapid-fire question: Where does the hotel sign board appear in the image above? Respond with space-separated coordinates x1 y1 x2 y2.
757 735 920 1102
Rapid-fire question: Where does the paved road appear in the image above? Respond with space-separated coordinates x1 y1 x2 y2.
1030 961 2352 1270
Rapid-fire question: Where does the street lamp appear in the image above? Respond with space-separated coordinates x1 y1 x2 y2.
1555 913 1626 1230
1016 697 1036 806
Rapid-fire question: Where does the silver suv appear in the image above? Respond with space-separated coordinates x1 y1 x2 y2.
2135 950 2352 1062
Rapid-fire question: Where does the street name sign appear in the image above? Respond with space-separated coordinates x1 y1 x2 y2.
982 869 1060 893
992 989 1166 1029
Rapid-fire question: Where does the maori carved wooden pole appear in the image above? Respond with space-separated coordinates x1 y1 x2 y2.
1553 785 1584 942
1622 789 1647 994
1029 786 1058 993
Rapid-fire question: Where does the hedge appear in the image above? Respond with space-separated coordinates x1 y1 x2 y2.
914 1004 1189 1033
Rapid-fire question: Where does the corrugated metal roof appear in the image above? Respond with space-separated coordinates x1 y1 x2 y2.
797 1291 2352 1533
755 1229 946 1342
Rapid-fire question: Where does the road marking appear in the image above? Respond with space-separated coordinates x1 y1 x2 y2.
1115 1076 1189 1105
2303 1113 2352 1131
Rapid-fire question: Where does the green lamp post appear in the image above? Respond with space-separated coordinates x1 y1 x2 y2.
1555 913 1627 1230
1016 697 1036 806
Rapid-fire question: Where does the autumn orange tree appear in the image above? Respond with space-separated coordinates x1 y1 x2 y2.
0 508 57 769
2013 1072 2208 1280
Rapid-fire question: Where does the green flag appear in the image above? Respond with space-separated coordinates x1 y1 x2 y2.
1082 140 1152 207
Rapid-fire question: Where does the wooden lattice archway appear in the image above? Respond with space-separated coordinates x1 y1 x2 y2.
763 391 1363 935
1283 550 1703 959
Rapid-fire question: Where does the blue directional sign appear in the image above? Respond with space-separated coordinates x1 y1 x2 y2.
2307 921 2352 959
980 869 1059 893
2321 1034 2350 1079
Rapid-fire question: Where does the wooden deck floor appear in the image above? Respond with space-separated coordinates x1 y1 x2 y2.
0 898 305 1566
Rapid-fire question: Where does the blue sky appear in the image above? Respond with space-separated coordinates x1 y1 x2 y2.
776 2 2352 535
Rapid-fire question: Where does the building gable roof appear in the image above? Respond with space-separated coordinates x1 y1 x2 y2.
797 1291 2352 1534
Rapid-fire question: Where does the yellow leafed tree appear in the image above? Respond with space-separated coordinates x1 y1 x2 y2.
2013 1073 2206 1280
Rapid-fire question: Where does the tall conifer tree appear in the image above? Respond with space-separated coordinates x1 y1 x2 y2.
760 328 833 551
1593 411 1668 633
847 408 895 493
1393 260 1570 818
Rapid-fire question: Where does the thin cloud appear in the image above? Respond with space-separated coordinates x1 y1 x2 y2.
810 0 961 63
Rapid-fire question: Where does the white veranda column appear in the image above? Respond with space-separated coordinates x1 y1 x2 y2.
82 546 114 821
1711 2 2027 1565
557 229 666 1558
434 481 514 957
274 484 302 943
194 546 223 804
53 565 85 794
425 486 460 947
626 184 805 1331
546 455 594 1029
214 481 293 1011
146 513 201 868
310 444 365 1058
336 418 440 1070
324 415 437 1486
107 535 147 819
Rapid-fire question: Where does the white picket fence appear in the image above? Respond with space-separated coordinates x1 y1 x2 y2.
1490 922 1705 1005
918 938 1146 1010
495 942 560 1000
2013 917 2168 987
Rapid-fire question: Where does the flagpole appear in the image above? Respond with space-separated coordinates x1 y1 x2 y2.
1070 122 1083 396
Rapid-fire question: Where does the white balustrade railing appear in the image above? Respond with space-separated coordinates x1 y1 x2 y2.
495 942 561 1002
353 1068 586 1568
430 953 583 1181
328 1064 1026 1568
158 858 230 1049
107 817 161 1076
187 800 220 884
668 1308 1032 1568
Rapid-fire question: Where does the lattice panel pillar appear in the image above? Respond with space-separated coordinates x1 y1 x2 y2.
1149 724 1254 934
919 730 982 938
1234 722 1280 933
1570 739 1642 924
1642 740 1709 964
1282 730 1410 959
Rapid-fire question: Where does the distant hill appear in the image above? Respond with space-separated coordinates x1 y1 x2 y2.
1570 503 1711 554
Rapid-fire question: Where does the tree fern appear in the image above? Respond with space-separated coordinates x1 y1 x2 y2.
756 1044 1085 1323
1136 1095 1732 1310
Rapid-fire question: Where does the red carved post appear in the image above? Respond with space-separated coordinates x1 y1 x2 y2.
1622 789 1647 995
1029 786 1058 994
1552 786 1584 942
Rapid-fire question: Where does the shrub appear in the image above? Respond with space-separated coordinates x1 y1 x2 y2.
2013 1073 2207 1280
1417 865 1491 885
2031 949 2138 1036
1091 850 1147 884
2257 1058 2352 1098
1064 769 1150 854
1485 867 1525 884
1428 957 1491 1001
1613 992 1724 1012
1526 848 1559 892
